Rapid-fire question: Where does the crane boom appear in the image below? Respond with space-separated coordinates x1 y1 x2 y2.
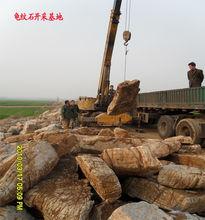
95 0 122 108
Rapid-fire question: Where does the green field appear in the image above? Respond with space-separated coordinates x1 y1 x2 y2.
0 100 52 119
0 100 51 106
0 107 48 119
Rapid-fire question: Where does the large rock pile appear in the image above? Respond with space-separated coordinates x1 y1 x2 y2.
0 125 205 219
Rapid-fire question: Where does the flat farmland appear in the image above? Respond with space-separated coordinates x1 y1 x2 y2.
0 100 53 119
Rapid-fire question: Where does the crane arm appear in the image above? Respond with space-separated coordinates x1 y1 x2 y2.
95 0 122 108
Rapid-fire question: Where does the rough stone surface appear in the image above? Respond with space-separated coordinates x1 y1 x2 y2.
4 133 12 139
0 141 59 206
169 152 205 169
159 160 175 166
124 178 205 213
71 127 99 136
0 206 35 220
108 202 173 220
98 128 114 137
107 80 140 115
114 128 130 138
101 146 162 176
7 126 21 135
0 132 5 141
34 124 61 134
24 158 93 220
39 109 60 123
21 119 40 134
142 139 181 158
4 133 34 143
178 144 202 154
76 154 122 203
34 131 79 157
169 211 205 220
0 143 19 176
158 164 205 189
77 135 142 154
89 201 125 220
165 136 193 144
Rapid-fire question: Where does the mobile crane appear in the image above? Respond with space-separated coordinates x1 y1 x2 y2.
78 0 133 126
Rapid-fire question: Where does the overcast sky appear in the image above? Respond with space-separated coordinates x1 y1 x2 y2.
0 0 205 99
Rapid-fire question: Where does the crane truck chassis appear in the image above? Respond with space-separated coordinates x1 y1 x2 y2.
136 86 205 144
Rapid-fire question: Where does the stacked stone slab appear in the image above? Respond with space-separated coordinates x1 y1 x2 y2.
76 155 122 203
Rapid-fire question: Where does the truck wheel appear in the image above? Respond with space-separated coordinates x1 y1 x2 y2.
157 116 175 139
176 118 201 144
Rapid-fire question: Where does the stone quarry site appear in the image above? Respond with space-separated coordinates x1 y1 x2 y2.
1 0 205 219
0 93 205 220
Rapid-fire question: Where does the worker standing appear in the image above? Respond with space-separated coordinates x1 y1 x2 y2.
107 85 116 104
187 62 204 88
70 100 80 129
61 100 73 129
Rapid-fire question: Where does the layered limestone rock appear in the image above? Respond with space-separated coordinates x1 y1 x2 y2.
0 206 35 220
114 128 130 138
34 124 61 134
178 144 202 154
142 139 181 158
169 152 205 169
158 164 205 189
24 158 93 220
124 178 205 213
107 80 140 115
0 141 59 206
101 146 162 176
76 154 122 203
98 128 114 137
21 119 40 134
71 127 99 136
77 135 142 154
4 133 34 143
34 131 78 157
108 202 173 220
35 131 143 155
165 136 193 144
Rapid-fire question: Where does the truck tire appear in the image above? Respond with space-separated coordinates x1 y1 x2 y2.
157 115 175 139
176 118 202 144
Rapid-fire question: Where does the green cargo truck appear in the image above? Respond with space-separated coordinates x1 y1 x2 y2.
136 87 205 144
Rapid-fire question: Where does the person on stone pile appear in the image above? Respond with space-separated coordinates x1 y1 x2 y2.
61 100 73 129
107 85 116 104
187 62 204 88
70 100 80 129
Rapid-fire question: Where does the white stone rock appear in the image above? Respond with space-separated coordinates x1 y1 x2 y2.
34 124 61 133
108 202 173 220
21 120 40 134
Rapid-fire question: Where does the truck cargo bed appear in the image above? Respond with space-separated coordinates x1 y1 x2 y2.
137 87 205 110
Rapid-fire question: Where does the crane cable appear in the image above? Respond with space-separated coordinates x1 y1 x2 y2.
123 0 132 81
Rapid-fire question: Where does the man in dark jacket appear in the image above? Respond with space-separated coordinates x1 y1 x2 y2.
188 62 204 88
61 100 73 129
70 100 80 129
107 85 116 105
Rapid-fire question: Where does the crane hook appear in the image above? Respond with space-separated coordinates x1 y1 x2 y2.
123 30 131 46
